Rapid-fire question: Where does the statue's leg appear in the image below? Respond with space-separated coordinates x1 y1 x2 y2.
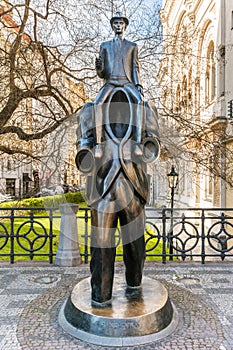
123 234 145 287
94 84 113 158
90 206 118 304
119 194 146 287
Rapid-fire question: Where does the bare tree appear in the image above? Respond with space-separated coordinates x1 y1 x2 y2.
0 0 162 158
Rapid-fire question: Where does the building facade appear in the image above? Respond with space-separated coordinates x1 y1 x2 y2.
157 0 233 208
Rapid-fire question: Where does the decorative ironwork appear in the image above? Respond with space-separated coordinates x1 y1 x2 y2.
145 221 161 252
207 212 233 260
169 214 200 261
16 220 49 256
0 222 9 250
0 208 57 263
78 207 233 263
0 207 233 264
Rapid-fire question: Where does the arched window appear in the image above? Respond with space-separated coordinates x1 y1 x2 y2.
7 159 12 171
194 77 200 117
205 156 214 198
163 89 167 106
176 84 181 112
188 68 192 103
182 75 187 107
205 41 216 104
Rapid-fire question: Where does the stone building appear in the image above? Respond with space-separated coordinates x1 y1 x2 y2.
157 0 233 208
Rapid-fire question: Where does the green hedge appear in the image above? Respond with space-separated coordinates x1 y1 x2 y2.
0 191 86 210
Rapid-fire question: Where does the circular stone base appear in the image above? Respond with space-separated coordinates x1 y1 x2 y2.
59 276 178 346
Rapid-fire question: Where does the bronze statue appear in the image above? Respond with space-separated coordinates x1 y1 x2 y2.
76 12 160 306
94 12 144 158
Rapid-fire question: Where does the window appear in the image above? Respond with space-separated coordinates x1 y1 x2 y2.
205 41 216 104
176 84 181 112
194 77 200 115
188 68 192 103
205 156 214 198
6 179 16 196
7 159 12 171
23 173 31 197
182 75 188 108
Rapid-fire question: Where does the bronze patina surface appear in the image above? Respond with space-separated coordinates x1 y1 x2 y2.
60 276 176 346
76 11 160 305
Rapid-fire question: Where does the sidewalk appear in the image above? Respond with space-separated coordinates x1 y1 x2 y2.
0 261 232 350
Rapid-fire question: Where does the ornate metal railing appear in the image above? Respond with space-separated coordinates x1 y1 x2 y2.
145 207 233 263
0 207 233 264
0 208 59 263
80 207 233 264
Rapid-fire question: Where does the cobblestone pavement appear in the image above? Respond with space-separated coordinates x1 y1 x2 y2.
0 261 233 350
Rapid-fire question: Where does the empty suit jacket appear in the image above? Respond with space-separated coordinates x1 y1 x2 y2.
76 101 160 206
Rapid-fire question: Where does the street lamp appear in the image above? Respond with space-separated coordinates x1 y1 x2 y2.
167 165 179 208
167 165 179 260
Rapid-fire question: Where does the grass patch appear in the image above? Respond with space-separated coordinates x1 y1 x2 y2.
0 217 60 261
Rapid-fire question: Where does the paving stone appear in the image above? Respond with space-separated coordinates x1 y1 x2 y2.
8 300 29 308
211 277 230 283
0 262 232 349
204 287 233 294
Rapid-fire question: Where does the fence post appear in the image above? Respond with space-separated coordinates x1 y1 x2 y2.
201 209 205 264
10 209 14 264
84 208 90 264
162 208 167 264
55 203 82 266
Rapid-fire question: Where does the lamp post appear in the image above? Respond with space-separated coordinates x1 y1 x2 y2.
167 165 179 260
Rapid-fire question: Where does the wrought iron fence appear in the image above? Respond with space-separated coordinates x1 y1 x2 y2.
0 207 233 264
80 207 233 264
145 207 233 263
0 207 59 263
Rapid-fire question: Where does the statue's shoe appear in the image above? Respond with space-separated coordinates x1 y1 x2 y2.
95 145 103 158
134 144 143 156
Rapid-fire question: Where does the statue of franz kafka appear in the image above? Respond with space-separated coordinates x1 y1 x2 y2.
75 12 160 306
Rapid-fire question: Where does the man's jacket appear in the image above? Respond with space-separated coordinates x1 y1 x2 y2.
97 38 142 86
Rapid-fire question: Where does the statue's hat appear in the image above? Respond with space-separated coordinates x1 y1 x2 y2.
110 12 129 27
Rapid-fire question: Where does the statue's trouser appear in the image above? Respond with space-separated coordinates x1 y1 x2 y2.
90 171 146 303
94 83 144 149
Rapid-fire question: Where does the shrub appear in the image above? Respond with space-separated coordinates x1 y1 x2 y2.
0 192 86 211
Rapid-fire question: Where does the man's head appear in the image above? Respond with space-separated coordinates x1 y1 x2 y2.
110 12 129 35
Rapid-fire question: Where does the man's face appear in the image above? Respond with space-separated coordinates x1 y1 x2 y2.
112 19 126 35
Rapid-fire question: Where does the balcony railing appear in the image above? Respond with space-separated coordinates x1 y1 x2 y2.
0 207 233 264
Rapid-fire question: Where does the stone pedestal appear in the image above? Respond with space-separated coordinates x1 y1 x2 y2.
55 203 82 266
59 275 178 346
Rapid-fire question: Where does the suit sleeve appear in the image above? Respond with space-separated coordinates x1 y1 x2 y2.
132 44 142 86
96 44 105 79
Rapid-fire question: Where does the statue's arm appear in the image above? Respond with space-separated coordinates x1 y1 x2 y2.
132 44 143 95
95 44 105 79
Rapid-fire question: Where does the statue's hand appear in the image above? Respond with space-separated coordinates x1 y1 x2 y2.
95 57 103 72
136 85 144 96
